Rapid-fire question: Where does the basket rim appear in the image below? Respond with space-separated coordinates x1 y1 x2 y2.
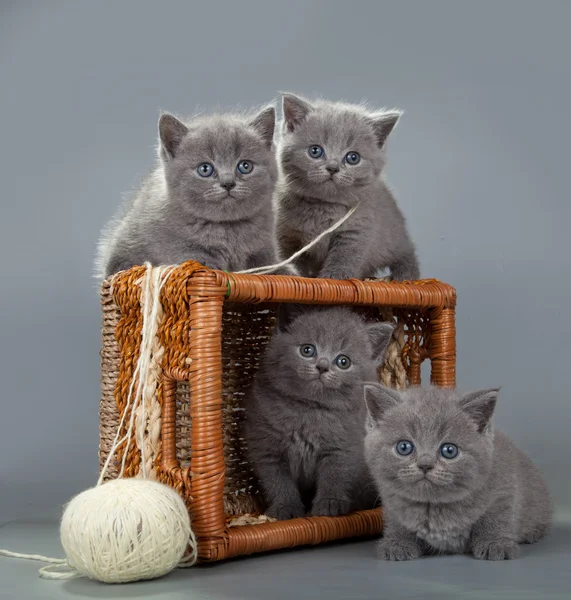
105 261 456 310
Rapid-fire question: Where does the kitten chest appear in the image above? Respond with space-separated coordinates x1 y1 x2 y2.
294 202 348 262
406 503 471 553
287 428 320 486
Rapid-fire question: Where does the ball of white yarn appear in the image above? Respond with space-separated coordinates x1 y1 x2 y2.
60 478 192 583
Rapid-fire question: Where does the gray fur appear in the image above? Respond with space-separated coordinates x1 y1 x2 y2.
95 106 286 279
245 308 395 519
364 384 553 560
275 93 420 281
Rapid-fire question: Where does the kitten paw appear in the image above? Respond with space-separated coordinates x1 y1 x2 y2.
265 502 306 521
472 538 519 561
522 523 550 544
311 498 352 517
377 538 423 561
319 270 352 281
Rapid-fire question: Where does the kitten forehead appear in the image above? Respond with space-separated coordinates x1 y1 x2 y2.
282 99 400 148
179 116 267 161
292 110 375 149
381 387 484 441
288 307 371 350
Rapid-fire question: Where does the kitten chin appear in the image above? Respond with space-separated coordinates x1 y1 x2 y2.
364 384 553 560
275 93 420 282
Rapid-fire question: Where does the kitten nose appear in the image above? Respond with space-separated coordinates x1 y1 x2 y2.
316 358 330 373
221 181 236 191
326 161 340 174
417 456 435 473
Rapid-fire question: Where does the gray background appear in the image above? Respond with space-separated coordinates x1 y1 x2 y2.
1 0 570 525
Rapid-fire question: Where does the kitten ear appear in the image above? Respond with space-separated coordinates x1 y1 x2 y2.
371 110 402 148
367 322 395 364
364 383 401 423
158 113 188 160
459 388 500 433
249 106 276 148
281 93 313 132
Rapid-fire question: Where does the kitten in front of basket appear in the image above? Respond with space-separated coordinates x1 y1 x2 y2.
95 106 285 279
245 307 395 520
275 93 419 281
364 384 553 560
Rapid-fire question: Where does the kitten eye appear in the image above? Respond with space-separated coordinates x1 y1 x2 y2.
308 145 324 159
300 344 316 358
335 354 351 369
395 440 414 456
197 163 214 177
237 160 254 175
344 151 361 165
440 443 458 459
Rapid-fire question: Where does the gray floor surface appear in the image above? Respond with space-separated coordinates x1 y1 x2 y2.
0 519 569 600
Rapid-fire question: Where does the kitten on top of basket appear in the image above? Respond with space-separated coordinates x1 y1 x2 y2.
95 92 419 282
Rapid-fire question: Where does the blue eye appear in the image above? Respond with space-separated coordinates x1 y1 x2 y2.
440 443 458 459
300 344 316 358
308 145 324 159
345 151 360 165
237 160 253 175
197 163 214 177
335 355 351 369
396 440 414 456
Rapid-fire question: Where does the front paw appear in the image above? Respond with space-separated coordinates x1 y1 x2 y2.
319 270 353 281
472 538 519 561
311 497 352 517
266 501 306 521
377 538 423 561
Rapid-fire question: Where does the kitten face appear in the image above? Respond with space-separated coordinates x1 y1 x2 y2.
364 385 498 503
265 307 394 405
159 107 277 222
279 93 401 201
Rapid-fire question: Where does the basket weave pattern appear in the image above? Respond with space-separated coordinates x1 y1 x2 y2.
99 261 456 562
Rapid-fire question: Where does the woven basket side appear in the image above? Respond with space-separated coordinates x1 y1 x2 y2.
99 279 121 480
220 302 276 516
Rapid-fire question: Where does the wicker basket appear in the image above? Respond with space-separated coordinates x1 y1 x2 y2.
98 261 456 562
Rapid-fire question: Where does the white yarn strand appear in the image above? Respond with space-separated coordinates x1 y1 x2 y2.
237 203 360 274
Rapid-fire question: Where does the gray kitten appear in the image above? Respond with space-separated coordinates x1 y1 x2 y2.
364 384 552 560
245 307 395 520
275 93 420 281
95 106 285 279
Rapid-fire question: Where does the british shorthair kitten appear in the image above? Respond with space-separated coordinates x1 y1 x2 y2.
95 106 285 279
364 384 552 560
275 93 419 282
245 307 395 519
